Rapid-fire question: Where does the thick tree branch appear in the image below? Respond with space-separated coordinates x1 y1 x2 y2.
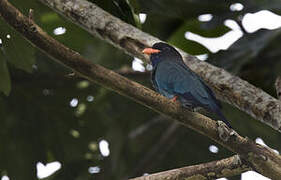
38 0 281 132
1 0 281 178
130 155 250 180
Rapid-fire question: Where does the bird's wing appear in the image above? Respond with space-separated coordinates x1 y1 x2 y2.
151 68 159 92
153 67 174 98
155 60 231 127
197 78 222 108
155 60 216 107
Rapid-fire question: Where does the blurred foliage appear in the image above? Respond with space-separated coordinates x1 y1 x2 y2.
168 20 231 54
89 0 141 28
0 48 11 96
209 29 281 74
0 0 281 180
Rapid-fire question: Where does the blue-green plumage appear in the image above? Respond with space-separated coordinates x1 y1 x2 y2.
149 42 232 128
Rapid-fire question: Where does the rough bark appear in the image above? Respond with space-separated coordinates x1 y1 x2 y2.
37 0 281 132
130 155 250 180
1 0 281 178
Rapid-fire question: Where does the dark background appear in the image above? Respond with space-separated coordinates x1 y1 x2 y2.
0 0 281 179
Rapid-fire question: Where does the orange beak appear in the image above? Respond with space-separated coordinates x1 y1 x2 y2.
142 48 161 55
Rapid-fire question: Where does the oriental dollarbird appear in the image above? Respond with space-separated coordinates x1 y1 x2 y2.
142 42 232 128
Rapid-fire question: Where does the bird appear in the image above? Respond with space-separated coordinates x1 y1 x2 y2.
142 42 232 128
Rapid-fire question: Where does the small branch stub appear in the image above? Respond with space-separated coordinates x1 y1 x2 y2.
28 9 34 21
275 76 281 100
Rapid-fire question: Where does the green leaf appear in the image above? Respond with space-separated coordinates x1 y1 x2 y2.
90 0 140 27
0 49 11 96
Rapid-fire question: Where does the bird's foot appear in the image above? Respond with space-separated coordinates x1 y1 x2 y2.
171 96 178 102
182 103 197 112
217 121 236 142
192 107 202 112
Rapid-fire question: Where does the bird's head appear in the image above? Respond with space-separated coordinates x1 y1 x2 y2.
142 42 182 68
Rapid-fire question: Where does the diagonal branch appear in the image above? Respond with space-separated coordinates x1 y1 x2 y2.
1 0 281 178
130 155 251 180
37 0 281 133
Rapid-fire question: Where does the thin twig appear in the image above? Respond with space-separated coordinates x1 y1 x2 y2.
132 122 181 177
116 66 150 79
129 116 166 139
275 76 281 100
